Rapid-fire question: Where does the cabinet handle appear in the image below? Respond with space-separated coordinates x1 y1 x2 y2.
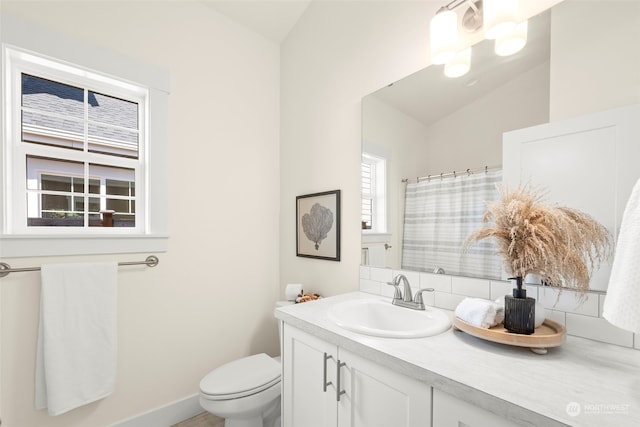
323 353 333 392
336 360 346 402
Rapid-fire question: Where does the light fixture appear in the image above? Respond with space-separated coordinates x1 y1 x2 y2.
430 8 459 65
445 47 471 78
429 0 524 78
495 20 528 56
483 0 518 40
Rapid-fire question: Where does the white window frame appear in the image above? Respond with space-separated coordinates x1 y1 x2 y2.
361 152 387 235
1 14 170 257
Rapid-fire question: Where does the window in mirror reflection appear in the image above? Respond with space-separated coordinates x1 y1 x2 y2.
361 153 387 233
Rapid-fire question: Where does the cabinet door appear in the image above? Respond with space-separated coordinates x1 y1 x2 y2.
337 348 431 427
282 325 338 427
433 389 520 427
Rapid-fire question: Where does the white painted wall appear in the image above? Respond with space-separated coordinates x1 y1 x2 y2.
0 2 280 426
550 1 640 121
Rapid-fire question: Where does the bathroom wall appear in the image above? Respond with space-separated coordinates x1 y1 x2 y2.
0 2 280 426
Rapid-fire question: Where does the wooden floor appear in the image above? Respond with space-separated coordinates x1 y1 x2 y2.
172 412 225 427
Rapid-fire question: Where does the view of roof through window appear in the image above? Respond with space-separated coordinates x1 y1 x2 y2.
21 74 139 158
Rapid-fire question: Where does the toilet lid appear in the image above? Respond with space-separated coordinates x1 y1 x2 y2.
200 353 281 399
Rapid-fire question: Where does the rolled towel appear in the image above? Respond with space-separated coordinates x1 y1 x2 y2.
455 297 504 329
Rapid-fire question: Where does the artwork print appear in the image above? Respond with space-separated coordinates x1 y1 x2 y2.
296 190 341 261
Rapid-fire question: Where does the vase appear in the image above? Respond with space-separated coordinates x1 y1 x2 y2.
504 277 535 334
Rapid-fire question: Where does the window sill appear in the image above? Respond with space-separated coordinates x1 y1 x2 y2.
0 234 168 258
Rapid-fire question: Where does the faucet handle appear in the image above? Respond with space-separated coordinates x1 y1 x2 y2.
413 288 435 307
386 282 402 300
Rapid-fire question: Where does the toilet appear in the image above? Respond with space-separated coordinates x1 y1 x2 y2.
199 353 281 427
199 302 291 427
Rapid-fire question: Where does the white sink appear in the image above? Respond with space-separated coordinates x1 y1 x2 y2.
328 298 451 338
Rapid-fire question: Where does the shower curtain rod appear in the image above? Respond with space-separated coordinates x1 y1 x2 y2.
402 165 501 183
0 255 159 278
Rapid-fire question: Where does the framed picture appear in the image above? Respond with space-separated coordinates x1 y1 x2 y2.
296 190 341 261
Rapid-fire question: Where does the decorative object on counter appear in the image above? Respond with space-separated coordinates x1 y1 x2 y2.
504 276 535 334
454 297 504 329
285 283 303 301
465 185 612 334
603 178 640 333
494 294 545 328
453 316 565 355
296 292 322 303
296 190 341 261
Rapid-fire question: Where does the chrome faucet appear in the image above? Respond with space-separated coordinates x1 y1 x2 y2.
386 274 434 310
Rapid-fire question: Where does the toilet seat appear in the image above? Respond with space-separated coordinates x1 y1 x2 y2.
200 353 281 401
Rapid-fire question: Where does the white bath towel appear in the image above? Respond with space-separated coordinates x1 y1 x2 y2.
604 178 640 333
35 262 118 415
455 298 503 329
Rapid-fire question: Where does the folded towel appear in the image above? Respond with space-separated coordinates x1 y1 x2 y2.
455 297 504 329
35 262 118 415
604 178 640 333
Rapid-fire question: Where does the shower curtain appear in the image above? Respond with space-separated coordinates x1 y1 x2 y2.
401 170 503 278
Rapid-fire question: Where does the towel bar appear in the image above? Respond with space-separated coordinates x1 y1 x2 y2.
0 255 159 278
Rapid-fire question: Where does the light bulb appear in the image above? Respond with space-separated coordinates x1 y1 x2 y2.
483 0 518 40
495 20 528 56
444 48 471 78
430 9 459 65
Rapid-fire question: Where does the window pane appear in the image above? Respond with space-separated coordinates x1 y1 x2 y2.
22 74 84 117
88 92 138 129
106 198 129 213
89 179 100 194
22 111 84 149
106 179 131 196
41 174 72 192
42 194 71 211
22 74 85 150
88 123 138 158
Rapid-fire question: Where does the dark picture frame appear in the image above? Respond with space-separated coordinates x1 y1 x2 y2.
296 190 341 261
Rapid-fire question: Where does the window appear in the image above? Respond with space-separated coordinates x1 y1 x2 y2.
18 71 144 230
361 153 387 233
1 15 170 257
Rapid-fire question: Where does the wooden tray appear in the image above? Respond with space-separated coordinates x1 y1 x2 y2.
453 317 566 354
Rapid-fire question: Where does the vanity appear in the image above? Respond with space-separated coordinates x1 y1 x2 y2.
275 292 640 427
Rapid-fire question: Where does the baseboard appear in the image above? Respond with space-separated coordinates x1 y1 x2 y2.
110 393 202 427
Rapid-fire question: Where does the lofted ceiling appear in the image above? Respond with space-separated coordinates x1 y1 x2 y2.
200 0 312 43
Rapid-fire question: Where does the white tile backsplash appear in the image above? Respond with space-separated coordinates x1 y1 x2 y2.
490 280 512 301
451 276 490 299
369 267 393 283
434 291 467 311
538 287 599 317
359 269 637 350
566 313 634 348
420 273 451 292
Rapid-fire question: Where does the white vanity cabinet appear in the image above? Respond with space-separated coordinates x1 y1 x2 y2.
432 389 520 427
281 324 431 427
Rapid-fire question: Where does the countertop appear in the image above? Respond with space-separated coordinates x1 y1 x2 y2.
274 291 640 427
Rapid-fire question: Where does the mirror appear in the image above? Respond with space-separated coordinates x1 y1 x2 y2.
361 0 640 288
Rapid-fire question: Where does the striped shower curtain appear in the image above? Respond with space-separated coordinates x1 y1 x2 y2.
401 170 503 278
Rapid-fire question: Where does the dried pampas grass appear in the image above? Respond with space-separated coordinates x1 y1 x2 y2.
465 186 612 292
